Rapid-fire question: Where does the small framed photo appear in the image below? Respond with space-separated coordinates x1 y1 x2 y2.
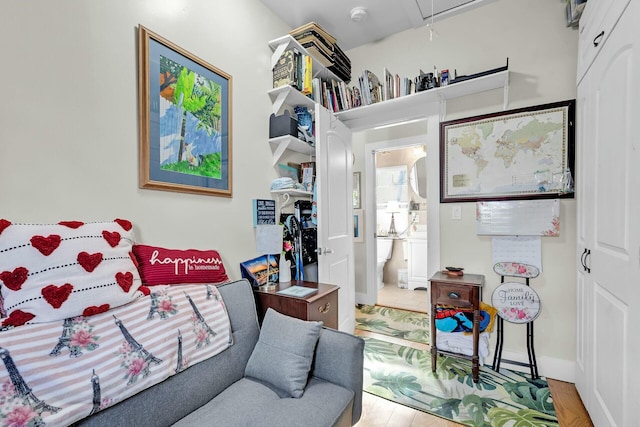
353 209 363 242
353 172 361 209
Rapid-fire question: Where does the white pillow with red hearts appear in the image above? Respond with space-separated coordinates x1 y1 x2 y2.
0 218 146 327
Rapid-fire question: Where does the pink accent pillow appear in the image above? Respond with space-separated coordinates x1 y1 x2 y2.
132 244 229 286
0 219 144 326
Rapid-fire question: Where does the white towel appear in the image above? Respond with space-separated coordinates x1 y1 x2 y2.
436 331 491 365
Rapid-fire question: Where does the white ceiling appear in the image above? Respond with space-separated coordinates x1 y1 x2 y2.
260 0 496 51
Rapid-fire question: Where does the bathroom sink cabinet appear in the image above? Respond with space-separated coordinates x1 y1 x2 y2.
407 238 429 289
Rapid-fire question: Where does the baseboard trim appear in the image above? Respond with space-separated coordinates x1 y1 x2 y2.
496 350 576 383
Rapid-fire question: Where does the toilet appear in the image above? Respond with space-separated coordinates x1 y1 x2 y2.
376 238 394 289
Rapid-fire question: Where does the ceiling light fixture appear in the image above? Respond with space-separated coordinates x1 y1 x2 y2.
350 7 368 22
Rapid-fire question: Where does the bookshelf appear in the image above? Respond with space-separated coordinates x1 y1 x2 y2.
335 70 509 131
267 36 510 157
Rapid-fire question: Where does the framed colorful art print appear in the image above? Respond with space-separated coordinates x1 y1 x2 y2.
138 25 232 197
440 100 575 203
353 209 363 243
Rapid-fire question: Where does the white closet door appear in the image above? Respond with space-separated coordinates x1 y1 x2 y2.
578 2 640 425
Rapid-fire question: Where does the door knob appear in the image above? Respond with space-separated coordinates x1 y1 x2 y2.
315 248 333 255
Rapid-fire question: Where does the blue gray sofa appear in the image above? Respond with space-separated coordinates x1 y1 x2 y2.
74 279 365 426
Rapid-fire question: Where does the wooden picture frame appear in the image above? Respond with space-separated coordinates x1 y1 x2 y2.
440 100 575 203
138 25 232 197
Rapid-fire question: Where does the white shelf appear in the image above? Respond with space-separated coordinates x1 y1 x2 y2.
268 135 315 166
271 188 313 197
268 85 316 115
334 70 510 131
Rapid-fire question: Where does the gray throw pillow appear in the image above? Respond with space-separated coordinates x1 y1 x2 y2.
244 308 323 398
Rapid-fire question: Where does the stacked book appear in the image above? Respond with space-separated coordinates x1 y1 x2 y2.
272 47 314 96
290 22 351 83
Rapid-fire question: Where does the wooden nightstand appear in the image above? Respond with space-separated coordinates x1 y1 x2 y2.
253 280 339 329
429 272 485 383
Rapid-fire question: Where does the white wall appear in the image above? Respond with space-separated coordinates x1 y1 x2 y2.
0 0 289 278
348 0 578 380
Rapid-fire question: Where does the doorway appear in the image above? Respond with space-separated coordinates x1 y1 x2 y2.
362 134 440 306
374 149 421 291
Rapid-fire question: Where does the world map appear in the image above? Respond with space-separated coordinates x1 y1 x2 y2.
443 106 570 200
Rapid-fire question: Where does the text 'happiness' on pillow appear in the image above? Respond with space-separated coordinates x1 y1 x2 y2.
132 244 229 286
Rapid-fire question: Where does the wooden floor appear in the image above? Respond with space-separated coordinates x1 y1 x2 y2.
353 285 593 427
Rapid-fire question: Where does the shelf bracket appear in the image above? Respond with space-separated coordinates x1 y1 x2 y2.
271 139 291 166
272 90 288 115
503 77 510 110
439 99 447 121
271 42 288 69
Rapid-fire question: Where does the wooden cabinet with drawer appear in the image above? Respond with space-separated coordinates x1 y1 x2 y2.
253 281 339 329
429 272 484 382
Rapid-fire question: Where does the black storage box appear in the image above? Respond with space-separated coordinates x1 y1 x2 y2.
269 110 298 138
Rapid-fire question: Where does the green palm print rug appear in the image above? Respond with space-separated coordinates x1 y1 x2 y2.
356 305 558 427
361 337 557 426
355 304 430 344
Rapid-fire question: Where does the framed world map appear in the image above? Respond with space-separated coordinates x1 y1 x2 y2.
440 100 575 202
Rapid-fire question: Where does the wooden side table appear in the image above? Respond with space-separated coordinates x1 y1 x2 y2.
253 280 339 329
429 272 485 383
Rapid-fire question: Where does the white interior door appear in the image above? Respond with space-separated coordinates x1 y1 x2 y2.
579 4 640 425
316 107 355 332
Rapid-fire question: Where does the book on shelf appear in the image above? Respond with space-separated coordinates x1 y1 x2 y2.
296 32 333 55
320 80 331 111
300 161 315 192
290 22 337 69
312 77 321 103
332 80 341 111
296 32 334 54
301 43 333 67
363 70 382 105
290 22 352 83
272 48 317 97
302 55 313 95
342 81 352 110
273 48 297 88
382 67 394 101
357 76 367 105
352 84 362 108
290 22 337 46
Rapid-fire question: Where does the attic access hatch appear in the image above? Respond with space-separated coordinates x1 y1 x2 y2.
406 0 498 27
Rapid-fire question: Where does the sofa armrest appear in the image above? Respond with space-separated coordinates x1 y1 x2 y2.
311 328 365 426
